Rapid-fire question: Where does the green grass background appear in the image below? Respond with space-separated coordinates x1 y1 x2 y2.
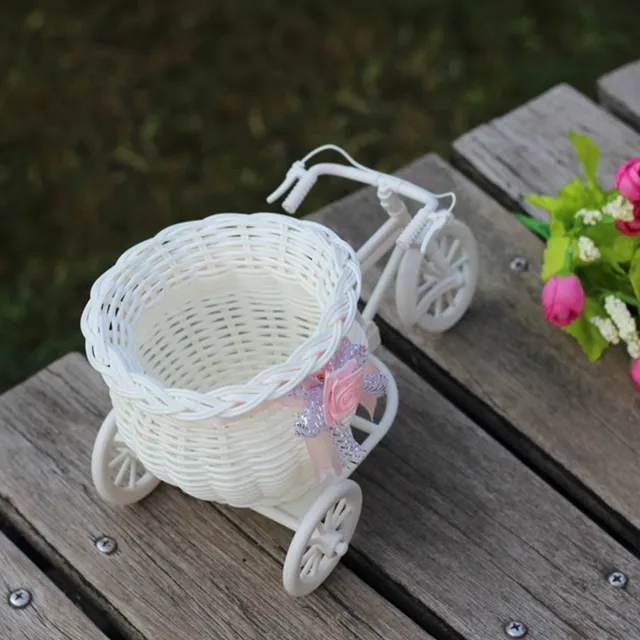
1 0 638 390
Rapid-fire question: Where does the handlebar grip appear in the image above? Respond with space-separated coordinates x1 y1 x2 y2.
396 207 435 249
281 172 318 214
266 161 306 204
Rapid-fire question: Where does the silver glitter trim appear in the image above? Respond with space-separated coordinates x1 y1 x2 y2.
363 373 387 397
330 422 366 465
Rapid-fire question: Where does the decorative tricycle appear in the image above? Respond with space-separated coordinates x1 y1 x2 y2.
81 146 478 596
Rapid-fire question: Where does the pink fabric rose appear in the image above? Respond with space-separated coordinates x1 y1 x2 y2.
323 359 363 425
631 359 640 391
541 274 585 327
615 158 640 202
615 202 640 236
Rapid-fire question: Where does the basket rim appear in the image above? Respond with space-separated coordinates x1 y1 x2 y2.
81 212 361 420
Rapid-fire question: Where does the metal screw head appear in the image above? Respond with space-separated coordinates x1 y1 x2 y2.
608 571 628 588
95 536 117 555
8 589 32 609
509 257 529 272
505 620 528 638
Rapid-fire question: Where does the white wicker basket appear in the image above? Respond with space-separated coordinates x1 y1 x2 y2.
81 213 361 508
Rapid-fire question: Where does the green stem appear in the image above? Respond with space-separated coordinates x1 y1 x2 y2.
561 244 575 275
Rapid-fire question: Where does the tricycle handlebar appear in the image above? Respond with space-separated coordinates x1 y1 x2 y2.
266 146 442 214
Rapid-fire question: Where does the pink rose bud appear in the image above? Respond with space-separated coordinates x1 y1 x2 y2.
631 358 640 391
615 158 640 202
323 359 364 426
615 202 640 236
541 274 585 327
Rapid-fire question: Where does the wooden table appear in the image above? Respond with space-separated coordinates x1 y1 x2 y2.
2 60 640 640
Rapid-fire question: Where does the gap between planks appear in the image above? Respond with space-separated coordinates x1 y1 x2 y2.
0 512 128 640
598 60 640 131
0 526 111 640
453 83 640 218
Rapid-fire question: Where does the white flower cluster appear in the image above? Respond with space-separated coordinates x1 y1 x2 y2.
578 236 600 262
590 316 620 344
575 208 602 225
605 295 640 357
603 195 634 221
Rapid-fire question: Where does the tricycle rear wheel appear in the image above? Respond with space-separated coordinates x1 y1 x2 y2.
92 410 161 506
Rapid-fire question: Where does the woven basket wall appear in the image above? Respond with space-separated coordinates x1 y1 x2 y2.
81 213 361 507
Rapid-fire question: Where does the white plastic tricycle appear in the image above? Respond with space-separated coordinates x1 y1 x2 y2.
82 145 478 597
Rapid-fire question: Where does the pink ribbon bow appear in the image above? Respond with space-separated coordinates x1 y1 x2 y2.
289 337 388 483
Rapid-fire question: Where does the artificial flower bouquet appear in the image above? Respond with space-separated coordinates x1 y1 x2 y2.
516 132 640 387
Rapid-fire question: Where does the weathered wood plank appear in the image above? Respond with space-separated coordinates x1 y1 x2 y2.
0 531 108 640
4 353 640 638
0 354 432 640
309 153 640 548
452 84 640 219
599 61 640 130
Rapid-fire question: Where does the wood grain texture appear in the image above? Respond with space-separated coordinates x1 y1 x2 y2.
4 355 640 638
0 354 431 640
309 153 640 545
0 531 108 640
452 84 640 219
599 60 640 129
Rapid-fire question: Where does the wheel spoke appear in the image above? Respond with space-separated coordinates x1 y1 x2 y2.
309 552 322 576
333 504 352 529
435 296 443 317
302 543 320 564
418 280 436 296
113 456 131 487
432 249 454 276
328 499 347 528
416 274 464 319
422 262 443 280
128 459 138 489
108 450 129 470
451 254 469 270
439 236 449 258
301 550 322 578
446 238 460 262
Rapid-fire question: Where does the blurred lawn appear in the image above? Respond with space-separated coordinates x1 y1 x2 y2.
1 0 638 390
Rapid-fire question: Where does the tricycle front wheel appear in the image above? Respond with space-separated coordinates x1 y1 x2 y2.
395 219 478 333
91 410 161 506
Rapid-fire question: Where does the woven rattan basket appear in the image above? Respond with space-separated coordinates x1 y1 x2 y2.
81 213 361 508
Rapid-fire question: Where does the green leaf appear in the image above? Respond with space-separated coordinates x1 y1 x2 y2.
629 249 640 300
562 295 609 362
568 131 600 192
580 262 635 299
525 177 594 236
513 213 550 239
524 194 559 215
583 222 640 269
542 235 571 281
